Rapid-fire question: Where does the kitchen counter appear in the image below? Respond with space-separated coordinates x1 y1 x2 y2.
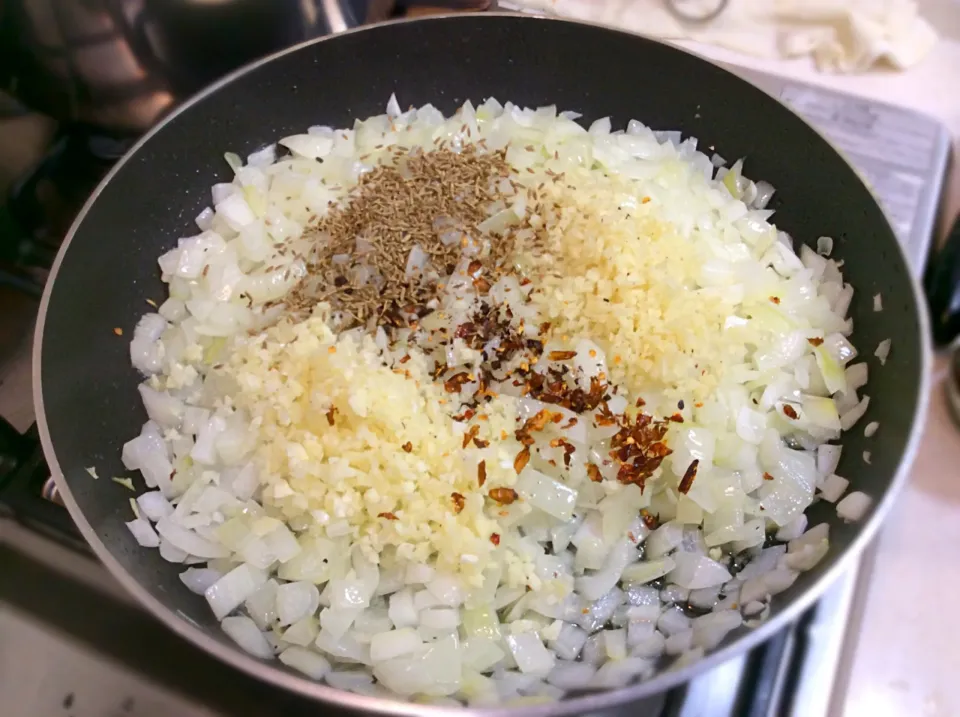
677 5 960 715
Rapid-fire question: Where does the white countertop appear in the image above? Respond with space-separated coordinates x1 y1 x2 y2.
682 4 960 715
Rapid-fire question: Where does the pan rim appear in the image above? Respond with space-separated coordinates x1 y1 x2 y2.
32 11 932 716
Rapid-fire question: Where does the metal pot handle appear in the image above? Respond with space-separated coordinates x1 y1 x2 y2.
321 0 495 35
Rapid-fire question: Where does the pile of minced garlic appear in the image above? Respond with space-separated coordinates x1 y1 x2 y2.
223 310 533 588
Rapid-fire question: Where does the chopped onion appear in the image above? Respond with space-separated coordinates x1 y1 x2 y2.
505 633 555 675
125 518 159 547
874 339 891 366
279 646 331 679
864 421 879 437
179 567 222 595
873 293 883 312
205 564 268 620
221 615 273 658
840 395 870 431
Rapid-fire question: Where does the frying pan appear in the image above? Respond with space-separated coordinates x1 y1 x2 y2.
33 13 930 716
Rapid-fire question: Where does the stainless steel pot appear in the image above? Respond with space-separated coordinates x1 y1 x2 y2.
0 0 490 133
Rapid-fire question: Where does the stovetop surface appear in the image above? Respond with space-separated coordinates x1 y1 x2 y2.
0 49 950 717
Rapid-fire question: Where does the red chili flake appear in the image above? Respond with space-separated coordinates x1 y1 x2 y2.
562 417 578 430
113 327 124 336
763 472 775 481
538 322 552 335
378 512 399 521
326 407 337 426
444 372 471 393
782 404 799 419
635 397 646 408
769 296 781 305
401 442 413 453
488 487 518 505
695 402 704 408
587 463 603 483
808 337 824 347
454 323 476 339
523 409 555 433
398 354 411 364
478 460 487 487
467 260 483 276
473 276 491 293
640 509 659 530
519 277 532 286
668 412 685 423
202 264 210 278
473 437 490 449
463 424 480 449
452 408 476 422
451 492 465 514
490 533 501 546
678 459 699 494
548 350 577 361
514 446 531 474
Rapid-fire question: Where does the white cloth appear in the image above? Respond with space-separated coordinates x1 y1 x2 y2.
500 0 939 73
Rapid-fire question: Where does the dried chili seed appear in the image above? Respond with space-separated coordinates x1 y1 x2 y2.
782 404 799 419
113 327 123 336
548 350 577 361
478 460 487 487
587 463 603 483
463 424 480 449
490 533 501 546
402 442 413 453
808 337 824 347
514 446 531 473
326 407 337 426
489 487 519 505
678 459 699 494
451 492 465 514
763 472 775 481
378 512 399 521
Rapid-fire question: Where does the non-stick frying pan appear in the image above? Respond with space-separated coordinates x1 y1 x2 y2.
33 13 930 716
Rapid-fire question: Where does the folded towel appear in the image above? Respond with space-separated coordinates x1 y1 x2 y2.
500 0 939 73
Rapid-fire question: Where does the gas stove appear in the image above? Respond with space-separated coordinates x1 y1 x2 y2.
0 48 950 717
